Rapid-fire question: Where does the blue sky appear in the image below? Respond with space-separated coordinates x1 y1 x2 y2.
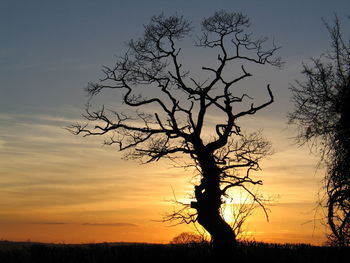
1 0 350 244
1 0 349 115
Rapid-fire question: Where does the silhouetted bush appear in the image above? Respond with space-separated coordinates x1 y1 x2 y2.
170 232 207 244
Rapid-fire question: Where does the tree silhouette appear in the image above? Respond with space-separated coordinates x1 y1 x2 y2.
170 232 207 245
69 11 280 250
288 15 350 246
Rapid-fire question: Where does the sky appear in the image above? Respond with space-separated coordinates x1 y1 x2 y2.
1 0 350 245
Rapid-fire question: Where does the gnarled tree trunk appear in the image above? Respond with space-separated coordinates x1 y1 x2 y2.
191 152 236 250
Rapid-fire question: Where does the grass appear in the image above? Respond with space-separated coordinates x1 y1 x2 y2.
0 240 349 263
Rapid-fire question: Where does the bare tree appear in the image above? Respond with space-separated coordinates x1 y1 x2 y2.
69 10 280 250
288 15 350 246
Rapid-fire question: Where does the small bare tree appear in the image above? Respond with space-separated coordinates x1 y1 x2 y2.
223 187 266 240
69 10 280 250
288 15 350 246
170 232 207 245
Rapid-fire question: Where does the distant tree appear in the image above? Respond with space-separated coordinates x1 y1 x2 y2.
288 15 350 246
69 10 280 250
170 232 207 245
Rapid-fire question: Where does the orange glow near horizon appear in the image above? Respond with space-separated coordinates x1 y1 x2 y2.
0 201 327 245
0 113 328 246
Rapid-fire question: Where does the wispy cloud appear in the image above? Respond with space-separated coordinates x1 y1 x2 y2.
82 223 138 227
0 110 190 231
31 222 70 225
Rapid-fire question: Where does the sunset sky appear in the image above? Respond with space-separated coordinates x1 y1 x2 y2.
1 0 350 245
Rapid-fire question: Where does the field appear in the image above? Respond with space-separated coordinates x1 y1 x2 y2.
0 240 349 263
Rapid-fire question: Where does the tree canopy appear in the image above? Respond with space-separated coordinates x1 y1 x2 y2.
289 15 350 246
69 10 280 249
